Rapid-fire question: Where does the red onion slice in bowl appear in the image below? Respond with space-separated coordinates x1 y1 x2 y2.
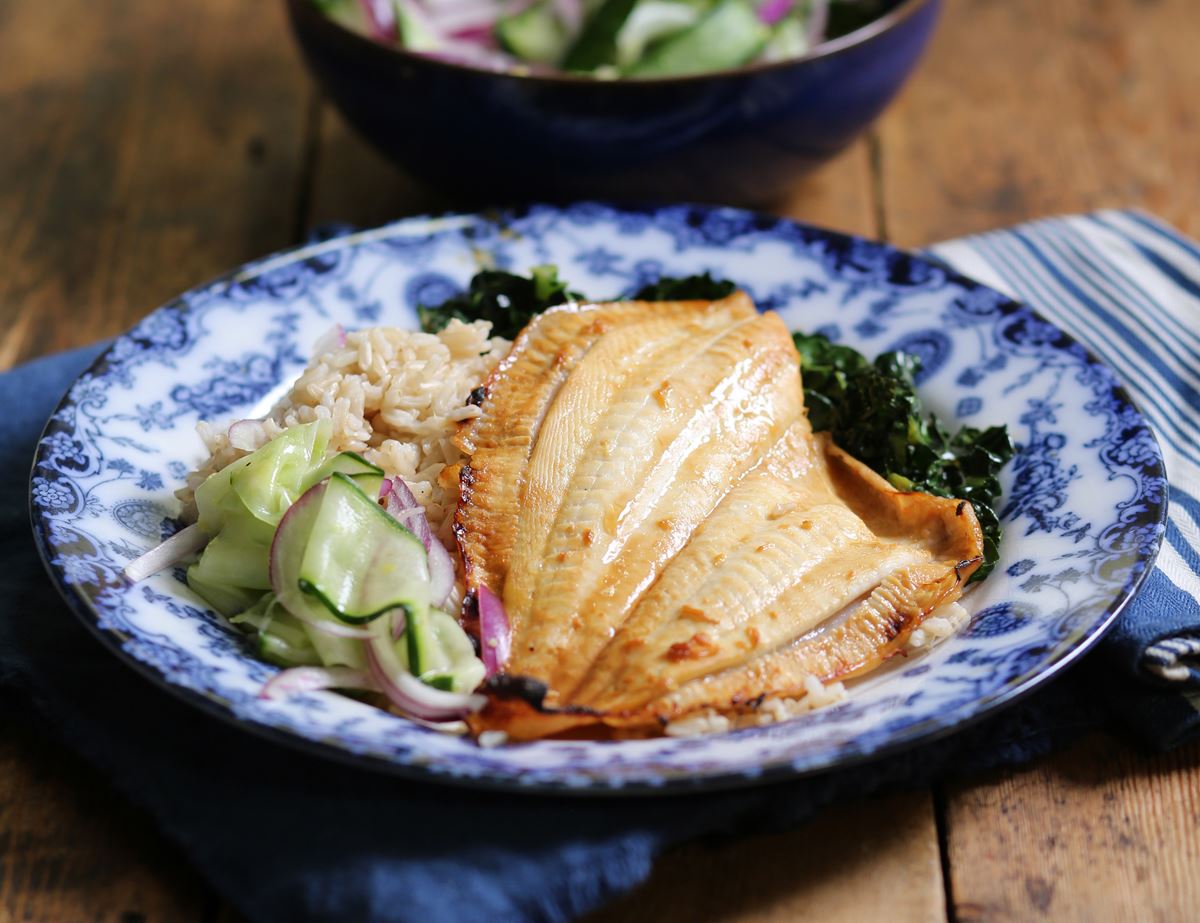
552 0 585 37
357 0 398 41
805 0 830 44
426 0 513 34
758 0 795 25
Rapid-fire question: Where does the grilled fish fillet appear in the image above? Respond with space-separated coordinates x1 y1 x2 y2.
453 293 983 739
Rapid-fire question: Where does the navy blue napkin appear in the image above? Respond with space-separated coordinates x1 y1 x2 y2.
4 212 1199 922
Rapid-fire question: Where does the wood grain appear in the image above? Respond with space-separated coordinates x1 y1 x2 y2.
585 792 946 923
0 721 214 923
943 732 1200 923
880 4 1200 920
0 0 313 920
775 137 879 239
305 107 449 231
876 0 1200 246
0 0 313 369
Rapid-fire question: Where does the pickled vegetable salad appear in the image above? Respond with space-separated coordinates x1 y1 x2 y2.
311 0 892 77
125 419 486 723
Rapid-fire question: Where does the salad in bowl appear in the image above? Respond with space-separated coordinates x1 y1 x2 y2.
311 0 898 77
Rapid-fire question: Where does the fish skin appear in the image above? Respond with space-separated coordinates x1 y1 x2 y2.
455 295 985 739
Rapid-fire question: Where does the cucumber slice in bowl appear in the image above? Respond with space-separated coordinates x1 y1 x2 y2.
496 0 572 66
624 0 769 77
562 0 638 71
613 1 701 69
270 472 432 628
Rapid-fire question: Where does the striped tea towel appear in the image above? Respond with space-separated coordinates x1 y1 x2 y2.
931 211 1200 741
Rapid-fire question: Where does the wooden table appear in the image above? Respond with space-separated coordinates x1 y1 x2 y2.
2 1 1199 920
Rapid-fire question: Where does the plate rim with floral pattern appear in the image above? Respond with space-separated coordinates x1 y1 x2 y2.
30 203 1167 795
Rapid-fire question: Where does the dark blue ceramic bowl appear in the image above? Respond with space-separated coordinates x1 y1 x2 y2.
285 0 939 205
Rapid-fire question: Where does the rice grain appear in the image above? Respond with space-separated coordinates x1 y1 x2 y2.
181 320 509 543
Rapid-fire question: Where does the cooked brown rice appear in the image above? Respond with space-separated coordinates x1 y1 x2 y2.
180 320 510 543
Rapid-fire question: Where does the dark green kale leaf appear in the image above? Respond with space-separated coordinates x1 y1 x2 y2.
632 272 737 302
793 332 1015 581
417 265 582 339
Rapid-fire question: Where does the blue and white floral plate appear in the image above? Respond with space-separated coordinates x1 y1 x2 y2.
31 204 1166 794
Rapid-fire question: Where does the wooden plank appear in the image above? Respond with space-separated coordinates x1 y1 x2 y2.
879 2 1200 919
0 0 314 368
0 0 314 919
0 721 214 923
777 138 880 240
305 106 449 231
876 0 1200 247
943 732 1200 922
585 791 946 923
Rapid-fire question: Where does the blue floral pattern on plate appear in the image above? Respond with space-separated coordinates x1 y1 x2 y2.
30 204 1166 794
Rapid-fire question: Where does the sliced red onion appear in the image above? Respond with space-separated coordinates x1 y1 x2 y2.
379 477 433 544
123 523 208 583
357 0 398 41
227 419 265 451
405 716 469 734
806 0 830 45
366 633 485 719
447 24 495 45
758 0 794 25
426 0 513 34
311 323 347 356
420 44 520 71
380 477 456 607
260 666 374 700
477 584 511 676
400 0 536 70
553 0 585 36
423 540 456 609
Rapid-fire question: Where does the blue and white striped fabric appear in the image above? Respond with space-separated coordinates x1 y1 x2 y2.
929 211 1200 738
